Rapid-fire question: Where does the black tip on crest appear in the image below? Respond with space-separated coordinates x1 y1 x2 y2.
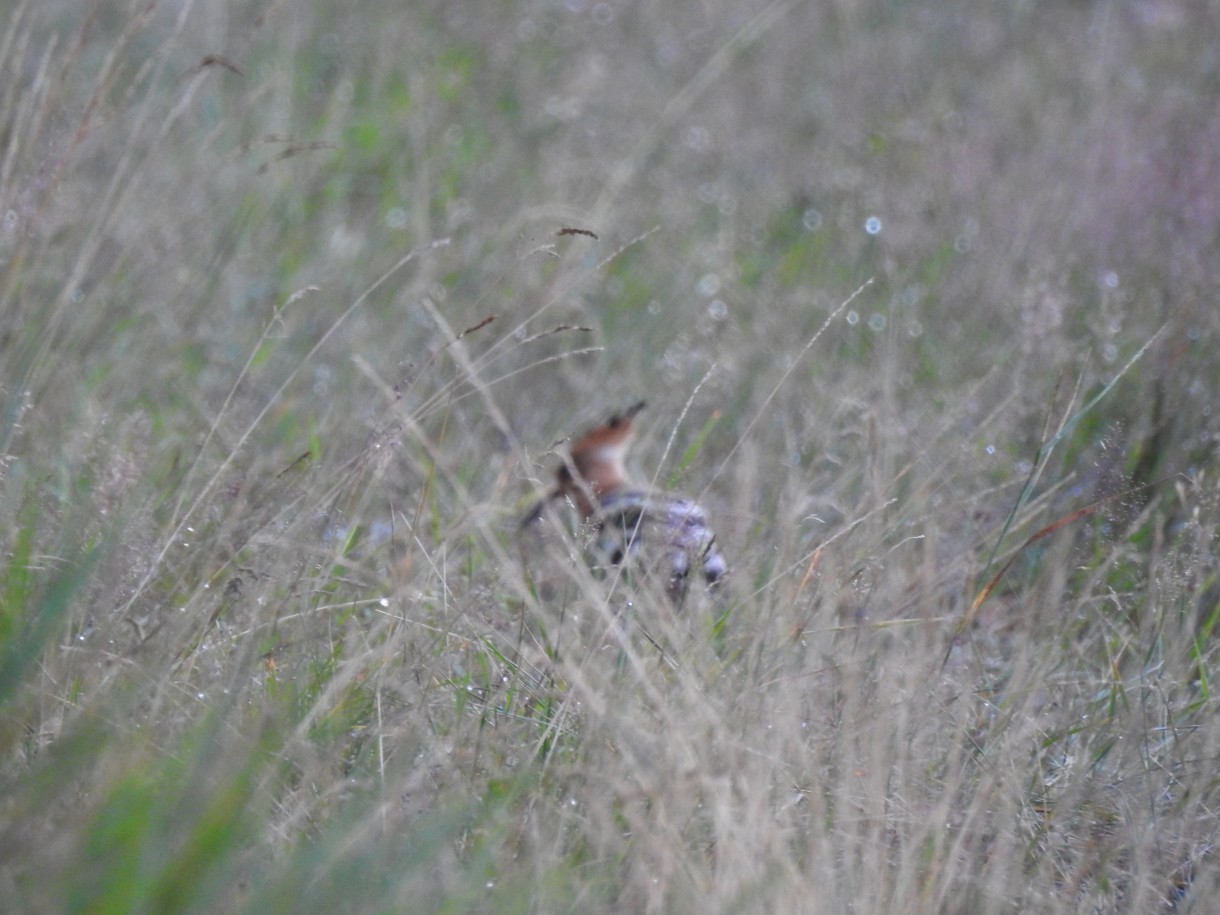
608 400 646 429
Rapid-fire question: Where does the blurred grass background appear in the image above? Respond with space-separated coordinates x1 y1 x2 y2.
1 0 1218 911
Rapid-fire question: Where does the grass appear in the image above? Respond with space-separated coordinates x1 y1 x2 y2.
2 0 1218 912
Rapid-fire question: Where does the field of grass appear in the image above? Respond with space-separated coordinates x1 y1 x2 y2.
2 0 1218 911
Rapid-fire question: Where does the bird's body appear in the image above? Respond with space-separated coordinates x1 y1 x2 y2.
521 402 726 602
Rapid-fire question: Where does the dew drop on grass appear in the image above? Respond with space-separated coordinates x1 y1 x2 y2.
985 444 995 455
868 313 886 332
545 95 581 120
864 216 882 235
684 125 710 151
802 208 822 231
846 310 859 326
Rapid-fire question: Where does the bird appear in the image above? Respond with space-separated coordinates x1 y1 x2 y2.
521 401 727 603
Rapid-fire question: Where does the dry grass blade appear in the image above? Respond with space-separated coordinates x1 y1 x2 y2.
946 325 1171 670
982 324 1168 577
4 5 1217 913
707 278 873 492
961 482 1154 632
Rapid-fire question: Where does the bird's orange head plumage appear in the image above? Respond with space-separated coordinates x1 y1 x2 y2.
523 401 645 524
